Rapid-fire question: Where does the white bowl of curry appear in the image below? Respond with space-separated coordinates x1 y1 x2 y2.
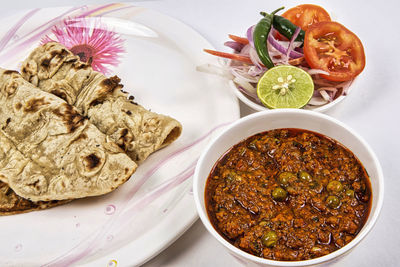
193 109 383 266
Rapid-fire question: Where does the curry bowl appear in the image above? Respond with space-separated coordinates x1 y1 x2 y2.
193 109 383 266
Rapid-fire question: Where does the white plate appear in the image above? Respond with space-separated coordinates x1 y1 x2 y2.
0 3 239 266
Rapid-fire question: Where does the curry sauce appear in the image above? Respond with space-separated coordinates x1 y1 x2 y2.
205 128 371 261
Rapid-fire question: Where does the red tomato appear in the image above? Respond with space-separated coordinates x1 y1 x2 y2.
303 21 366 82
282 4 331 31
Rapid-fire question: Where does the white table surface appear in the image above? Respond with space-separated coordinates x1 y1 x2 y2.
2 0 400 266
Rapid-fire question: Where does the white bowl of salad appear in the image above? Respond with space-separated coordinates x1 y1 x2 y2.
200 4 365 112
228 77 355 113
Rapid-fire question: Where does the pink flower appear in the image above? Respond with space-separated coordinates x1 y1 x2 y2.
42 17 125 74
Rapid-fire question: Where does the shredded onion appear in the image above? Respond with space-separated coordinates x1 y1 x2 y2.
319 90 331 102
231 67 259 83
295 46 303 53
301 68 330 76
246 25 255 48
249 47 263 69
311 87 338 103
267 34 303 59
318 87 338 92
233 76 256 94
239 44 251 56
224 41 244 52
248 65 265 76
308 69 330 76
308 96 329 106
286 27 301 58
267 42 289 65
338 80 353 95
313 77 338 86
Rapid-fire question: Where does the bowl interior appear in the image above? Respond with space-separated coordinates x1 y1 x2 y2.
194 109 383 266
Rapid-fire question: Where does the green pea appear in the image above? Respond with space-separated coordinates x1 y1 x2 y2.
327 181 343 193
262 231 278 248
346 189 355 198
272 187 287 201
278 172 294 186
326 195 341 209
226 171 241 182
311 246 322 253
298 171 312 182
259 221 268 226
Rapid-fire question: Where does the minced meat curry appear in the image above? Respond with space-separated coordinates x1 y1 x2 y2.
205 128 371 261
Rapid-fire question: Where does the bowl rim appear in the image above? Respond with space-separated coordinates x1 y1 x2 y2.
228 79 355 113
193 109 384 266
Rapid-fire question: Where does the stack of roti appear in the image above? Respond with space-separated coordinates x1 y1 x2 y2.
22 42 182 163
0 43 182 215
0 181 69 215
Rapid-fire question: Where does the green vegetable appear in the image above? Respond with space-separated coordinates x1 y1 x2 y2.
272 187 287 201
327 180 343 193
278 171 294 186
262 231 278 247
346 189 355 198
259 220 268 226
298 170 312 182
272 15 305 43
311 246 322 253
254 7 284 69
326 195 341 209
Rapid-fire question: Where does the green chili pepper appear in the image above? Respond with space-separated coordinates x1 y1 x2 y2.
253 7 284 69
272 15 305 43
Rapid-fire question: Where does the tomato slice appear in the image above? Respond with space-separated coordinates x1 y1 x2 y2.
282 4 331 31
304 21 366 82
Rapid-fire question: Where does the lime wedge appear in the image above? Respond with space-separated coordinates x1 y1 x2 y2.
257 65 314 109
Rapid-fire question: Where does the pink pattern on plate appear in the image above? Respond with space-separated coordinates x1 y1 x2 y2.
42 122 232 266
104 204 116 215
41 17 125 75
0 8 39 50
0 6 82 62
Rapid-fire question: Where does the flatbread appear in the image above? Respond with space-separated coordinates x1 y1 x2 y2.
0 128 69 215
0 181 69 216
0 69 137 202
22 42 182 163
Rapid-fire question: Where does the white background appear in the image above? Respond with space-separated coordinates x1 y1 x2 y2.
1 0 399 266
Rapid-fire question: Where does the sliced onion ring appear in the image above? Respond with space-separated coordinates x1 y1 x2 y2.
224 41 244 52
267 34 303 59
246 25 255 48
233 76 256 94
286 27 301 58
